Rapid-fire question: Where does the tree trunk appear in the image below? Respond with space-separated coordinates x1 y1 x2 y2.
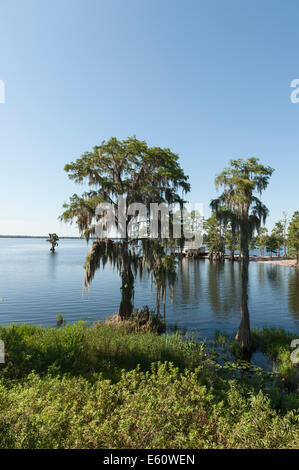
119 242 134 319
155 286 160 315
235 219 252 355
162 287 166 322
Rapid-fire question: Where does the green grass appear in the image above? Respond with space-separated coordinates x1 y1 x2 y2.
0 322 298 449
214 327 299 390
0 322 207 382
252 328 299 388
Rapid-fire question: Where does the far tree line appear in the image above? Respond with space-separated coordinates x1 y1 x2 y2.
204 210 299 263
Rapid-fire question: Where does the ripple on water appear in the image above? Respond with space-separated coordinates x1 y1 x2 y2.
0 238 298 336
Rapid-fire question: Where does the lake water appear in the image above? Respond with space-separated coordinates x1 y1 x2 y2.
0 238 298 338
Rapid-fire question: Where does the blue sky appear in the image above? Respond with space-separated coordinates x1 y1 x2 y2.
0 0 298 236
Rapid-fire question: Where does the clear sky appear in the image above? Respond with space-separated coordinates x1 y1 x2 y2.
0 0 298 236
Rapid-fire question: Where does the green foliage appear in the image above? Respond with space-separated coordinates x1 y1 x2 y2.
287 211 299 265
0 362 297 449
210 157 274 255
280 211 290 256
0 324 298 449
225 221 240 256
46 233 59 252
256 227 268 255
60 136 190 318
56 314 64 327
204 213 226 258
266 232 280 256
272 221 284 255
0 323 206 382
106 307 166 334
214 330 228 347
251 328 299 388
210 158 274 353
211 157 274 237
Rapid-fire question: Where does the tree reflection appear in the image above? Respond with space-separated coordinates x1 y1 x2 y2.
289 269 299 322
266 265 282 285
47 250 58 279
208 261 240 317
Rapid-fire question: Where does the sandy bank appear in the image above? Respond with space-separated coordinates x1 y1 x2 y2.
255 257 297 267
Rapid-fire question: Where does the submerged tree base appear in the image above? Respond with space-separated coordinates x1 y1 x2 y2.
235 325 252 358
105 306 166 334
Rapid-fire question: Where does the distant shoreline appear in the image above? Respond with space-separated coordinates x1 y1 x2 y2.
0 235 81 239
200 254 297 267
255 257 297 267
0 238 297 267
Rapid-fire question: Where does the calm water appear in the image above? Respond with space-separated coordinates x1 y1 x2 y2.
0 238 298 338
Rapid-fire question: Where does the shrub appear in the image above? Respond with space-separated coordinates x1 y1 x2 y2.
0 363 298 449
0 323 298 449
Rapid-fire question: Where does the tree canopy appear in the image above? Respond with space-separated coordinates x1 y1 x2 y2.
60 136 190 318
287 211 299 266
46 233 59 253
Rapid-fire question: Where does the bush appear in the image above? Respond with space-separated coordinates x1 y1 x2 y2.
0 323 298 449
0 363 298 449
0 322 206 382
252 328 299 388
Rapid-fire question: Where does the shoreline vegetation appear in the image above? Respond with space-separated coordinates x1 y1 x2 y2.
0 235 81 239
0 319 298 449
182 251 297 266
256 257 298 267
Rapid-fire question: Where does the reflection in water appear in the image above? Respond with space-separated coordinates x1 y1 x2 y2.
266 265 283 285
257 263 266 287
223 262 240 313
177 259 201 306
256 263 299 324
0 238 298 336
169 259 299 332
47 251 58 280
208 262 222 314
289 269 299 320
207 262 240 317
